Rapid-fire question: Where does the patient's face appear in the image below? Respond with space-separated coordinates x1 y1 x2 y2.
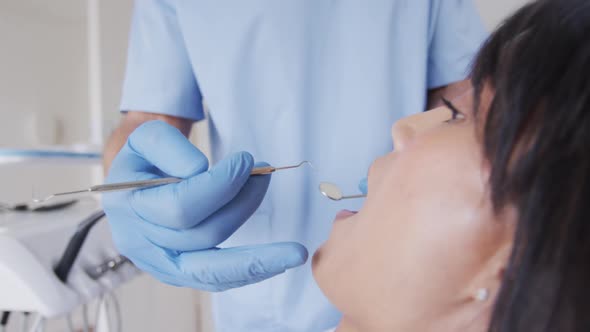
313 92 513 330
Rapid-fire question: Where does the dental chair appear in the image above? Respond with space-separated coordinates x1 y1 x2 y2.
0 198 139 332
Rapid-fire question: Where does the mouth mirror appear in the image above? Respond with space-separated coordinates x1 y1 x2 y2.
319 182 344 201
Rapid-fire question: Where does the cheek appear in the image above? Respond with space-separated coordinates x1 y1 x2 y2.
366 154 392 197
365 128 495 296
314 126 499 319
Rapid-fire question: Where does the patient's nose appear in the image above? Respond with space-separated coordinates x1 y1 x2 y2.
391 119 416 151
391 108 450 151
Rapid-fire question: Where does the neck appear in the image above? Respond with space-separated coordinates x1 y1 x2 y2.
335 317 362 332
335 305 490 332
336 316 397 332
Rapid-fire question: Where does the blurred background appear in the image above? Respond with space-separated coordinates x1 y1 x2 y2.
0 1 529 331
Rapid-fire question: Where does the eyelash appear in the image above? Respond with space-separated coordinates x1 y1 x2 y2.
441 97 464 123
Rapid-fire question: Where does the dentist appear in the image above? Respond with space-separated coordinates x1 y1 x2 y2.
102 1 487 331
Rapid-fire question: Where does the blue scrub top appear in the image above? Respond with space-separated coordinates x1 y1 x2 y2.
121 1 487 331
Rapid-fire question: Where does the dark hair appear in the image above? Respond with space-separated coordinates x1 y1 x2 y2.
470 0 590 331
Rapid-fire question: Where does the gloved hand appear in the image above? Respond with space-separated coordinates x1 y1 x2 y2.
103 121 308 291
359 177 368 195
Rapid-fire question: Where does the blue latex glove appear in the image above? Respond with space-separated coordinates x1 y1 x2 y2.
358 177 368 195
103 121 308 291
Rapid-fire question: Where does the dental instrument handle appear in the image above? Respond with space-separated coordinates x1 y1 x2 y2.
34 163 308 203
250 166 276 175
90 177 183 193
93 165 276 192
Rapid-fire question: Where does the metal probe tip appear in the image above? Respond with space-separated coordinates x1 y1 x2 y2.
32 196 52 204
275 160 314 171
32 189 90 204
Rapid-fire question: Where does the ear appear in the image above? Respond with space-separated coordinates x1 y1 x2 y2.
466 202 516 301
470 230 514 303
490 204 518 281
490 241 513 282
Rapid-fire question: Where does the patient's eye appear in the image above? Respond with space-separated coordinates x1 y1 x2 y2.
441 98 465 123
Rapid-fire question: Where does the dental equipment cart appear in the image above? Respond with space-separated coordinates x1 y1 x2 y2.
0 198 139 332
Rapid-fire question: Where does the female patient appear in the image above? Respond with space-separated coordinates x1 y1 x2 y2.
313 0 590 331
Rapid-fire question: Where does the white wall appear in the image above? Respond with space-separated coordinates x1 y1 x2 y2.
0 1 89 146
97 1 132 138
0 2 93 204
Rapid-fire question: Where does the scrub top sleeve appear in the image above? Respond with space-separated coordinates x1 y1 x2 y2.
427 0 488 89
120 0 204 121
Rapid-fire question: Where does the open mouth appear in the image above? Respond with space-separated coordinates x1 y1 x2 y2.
335 209 358 220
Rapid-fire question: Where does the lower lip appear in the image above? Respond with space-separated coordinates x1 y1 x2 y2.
335 210 357 220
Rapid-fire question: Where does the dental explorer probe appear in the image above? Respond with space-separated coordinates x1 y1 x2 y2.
33 161 313 204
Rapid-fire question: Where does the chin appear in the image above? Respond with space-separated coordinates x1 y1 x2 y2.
311 245 324 281
311 244 341 308
311 244 331 293
312 246 360 326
